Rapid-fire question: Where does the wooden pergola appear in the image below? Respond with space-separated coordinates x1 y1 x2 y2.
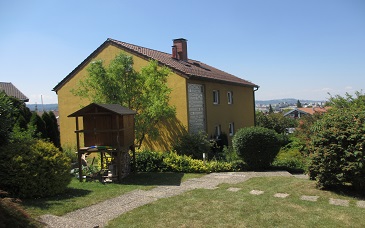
68 103 136 182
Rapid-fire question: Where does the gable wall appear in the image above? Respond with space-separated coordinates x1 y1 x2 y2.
57 44 188 150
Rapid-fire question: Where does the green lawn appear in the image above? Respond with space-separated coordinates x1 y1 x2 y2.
107 176 365 228
22 172 204 217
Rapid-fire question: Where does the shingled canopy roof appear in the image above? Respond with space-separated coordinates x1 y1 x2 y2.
54 38 258 92
68 103 137 117
0 82 29 102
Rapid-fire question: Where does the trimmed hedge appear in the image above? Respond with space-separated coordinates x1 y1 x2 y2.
133 150 244 173
233 127 281 170
0 139 71 198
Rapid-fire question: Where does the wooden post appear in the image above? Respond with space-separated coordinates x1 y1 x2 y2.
116 115 122 183
131 145 136 173
76 117 83 182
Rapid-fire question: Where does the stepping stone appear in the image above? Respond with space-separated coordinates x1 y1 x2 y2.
329 198 349 207
300 195 319 202
356 201 365 208
274 193 289 198
250 190 264 195
227 187 241 192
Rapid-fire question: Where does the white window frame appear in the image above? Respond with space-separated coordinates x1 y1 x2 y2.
227 91 233 104
213 90 219 104
229 122 235 136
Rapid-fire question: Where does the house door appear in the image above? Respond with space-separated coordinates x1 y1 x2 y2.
188 83 206 133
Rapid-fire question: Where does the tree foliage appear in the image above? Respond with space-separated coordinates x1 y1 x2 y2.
42 111 61 148
256 111 297 134
0 91 16 146
308 92 365 191
72 53 176 148
296 100 302 108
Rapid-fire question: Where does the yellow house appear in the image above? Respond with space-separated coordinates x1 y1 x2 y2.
53 38 259 151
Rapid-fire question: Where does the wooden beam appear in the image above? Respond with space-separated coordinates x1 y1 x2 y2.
76 117 83 182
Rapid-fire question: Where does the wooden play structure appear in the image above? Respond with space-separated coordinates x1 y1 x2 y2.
68 103 136 182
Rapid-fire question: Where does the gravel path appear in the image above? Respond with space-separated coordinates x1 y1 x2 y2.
39 171 292 228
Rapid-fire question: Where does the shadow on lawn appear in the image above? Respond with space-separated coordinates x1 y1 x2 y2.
120 172 184 186
21 188 92 211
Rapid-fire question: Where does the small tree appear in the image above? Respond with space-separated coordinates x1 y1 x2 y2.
42 111 60 148
0 91 16 146
256 111 297 134
172 132 211 159
296 100 302 108
233 127 281 170
72 53 176 148
29 112 47 139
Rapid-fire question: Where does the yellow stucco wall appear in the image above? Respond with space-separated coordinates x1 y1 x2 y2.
57 44 188 151
187 79 255 144
57 43 255 151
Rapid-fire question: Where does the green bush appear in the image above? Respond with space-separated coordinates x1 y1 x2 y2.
272 148 308 172
134 150 241 173
232 127 281 170
308 95 365 190
134 150 167 172
172 132 211 159
272 136 309 172
0 139 71 198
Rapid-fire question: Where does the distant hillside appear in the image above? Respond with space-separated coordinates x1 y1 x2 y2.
255 98 325 105
26 104 58 111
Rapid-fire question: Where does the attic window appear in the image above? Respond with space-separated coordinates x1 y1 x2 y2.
192 62 211 71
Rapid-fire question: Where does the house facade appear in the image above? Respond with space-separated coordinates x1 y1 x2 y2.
53 38 259 151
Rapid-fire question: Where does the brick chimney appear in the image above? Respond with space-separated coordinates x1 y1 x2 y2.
172 38 188 61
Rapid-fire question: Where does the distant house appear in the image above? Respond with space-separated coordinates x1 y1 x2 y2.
284 107 329 118
0 82 29 102
53 38 259 151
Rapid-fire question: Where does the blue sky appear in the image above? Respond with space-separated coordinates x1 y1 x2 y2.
1 0 364 104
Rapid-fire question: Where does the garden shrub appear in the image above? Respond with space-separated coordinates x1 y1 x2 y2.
308 95 365 191
272 136 309 172
134 150 167 172
172 132 211 159
134 150 240 173
0 139 71 198
272 148 308 172
232 126 281 170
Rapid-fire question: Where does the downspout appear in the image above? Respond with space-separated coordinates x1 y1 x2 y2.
253 85 259 126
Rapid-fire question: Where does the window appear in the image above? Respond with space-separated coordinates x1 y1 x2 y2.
213 90 219 104
229 122 235 136
227 91 233 104
215 124 221 138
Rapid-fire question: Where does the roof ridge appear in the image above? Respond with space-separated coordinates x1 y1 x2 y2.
54 38 258 92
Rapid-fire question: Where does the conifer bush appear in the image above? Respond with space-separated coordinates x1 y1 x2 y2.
0 139 71 198
233 127 281 170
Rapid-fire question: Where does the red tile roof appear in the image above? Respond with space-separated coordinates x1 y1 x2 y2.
53 38 258 92
0 82 29 102
297 107 329 115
